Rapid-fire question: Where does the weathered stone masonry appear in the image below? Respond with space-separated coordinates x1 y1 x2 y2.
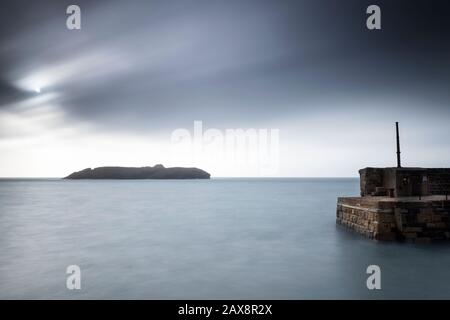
337 167 450 243
337 196 450 242
359 167 450 197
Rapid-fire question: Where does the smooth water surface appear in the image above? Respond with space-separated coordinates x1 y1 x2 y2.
0 178 449 299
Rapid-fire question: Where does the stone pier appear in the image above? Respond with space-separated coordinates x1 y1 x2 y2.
337 196 450 242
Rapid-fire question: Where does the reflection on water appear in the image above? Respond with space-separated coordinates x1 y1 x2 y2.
0 178 449 299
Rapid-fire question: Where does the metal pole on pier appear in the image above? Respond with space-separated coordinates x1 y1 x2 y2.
396 122 401 168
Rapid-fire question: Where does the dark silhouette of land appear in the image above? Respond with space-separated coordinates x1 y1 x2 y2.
64 164 210 179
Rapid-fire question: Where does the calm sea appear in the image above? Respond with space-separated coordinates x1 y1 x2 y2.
0 178 449 299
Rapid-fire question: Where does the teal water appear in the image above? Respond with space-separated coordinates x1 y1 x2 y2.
0 178 449 299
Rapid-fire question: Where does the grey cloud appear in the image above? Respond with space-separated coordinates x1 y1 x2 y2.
1 0 450 135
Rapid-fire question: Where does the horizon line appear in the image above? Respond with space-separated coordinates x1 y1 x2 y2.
0 176 360 179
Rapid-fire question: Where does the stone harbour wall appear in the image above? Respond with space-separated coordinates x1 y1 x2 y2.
336 197 450 243
359 168 384 196
359 167 450 197
427 169 450 195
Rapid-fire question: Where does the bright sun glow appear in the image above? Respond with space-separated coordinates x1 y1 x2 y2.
34 87 41 93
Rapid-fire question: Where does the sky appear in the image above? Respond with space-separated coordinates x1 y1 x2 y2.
1 0 450 177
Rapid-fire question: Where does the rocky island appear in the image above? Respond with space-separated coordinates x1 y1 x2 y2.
64 164 210 179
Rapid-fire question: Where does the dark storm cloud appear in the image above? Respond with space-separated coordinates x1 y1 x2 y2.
0 79 34 106
1 0 450 133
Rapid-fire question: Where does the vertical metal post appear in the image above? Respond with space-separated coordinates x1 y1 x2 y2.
396 122 401 168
